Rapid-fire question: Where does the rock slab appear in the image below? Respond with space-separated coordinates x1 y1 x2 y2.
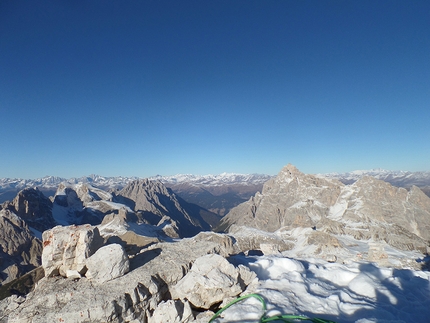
86 243 130 283
171 254 249 309
41 224 104 277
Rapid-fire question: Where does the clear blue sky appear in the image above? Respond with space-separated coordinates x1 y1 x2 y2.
1 0 429 178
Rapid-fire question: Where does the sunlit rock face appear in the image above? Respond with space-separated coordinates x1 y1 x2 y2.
41 224 104 278
218 164 343 232
219 164 430 253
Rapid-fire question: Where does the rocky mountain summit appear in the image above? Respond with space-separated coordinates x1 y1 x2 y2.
0 179 219 293
114 179 218 238
219 164 430 256
1 165 430 322
1 220 429 322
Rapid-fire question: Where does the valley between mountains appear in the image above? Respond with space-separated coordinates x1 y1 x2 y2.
0 165 430 322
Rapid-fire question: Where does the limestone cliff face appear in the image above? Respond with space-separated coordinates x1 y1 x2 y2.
219 164 430 252
115 179 213 238
218 164 342 232
331 176 430 241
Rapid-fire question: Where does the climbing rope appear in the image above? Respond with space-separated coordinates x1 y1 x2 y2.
208 293 337 323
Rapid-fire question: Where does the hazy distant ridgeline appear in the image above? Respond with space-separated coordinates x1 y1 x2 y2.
0 170 429 209
0 174 272 216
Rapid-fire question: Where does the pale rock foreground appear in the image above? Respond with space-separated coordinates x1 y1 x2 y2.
0 232 240 323
171 254 256 309
41 224 104 277
148 299 193 323
86 243 130 283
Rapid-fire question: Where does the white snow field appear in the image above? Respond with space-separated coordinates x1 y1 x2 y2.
220 255 430 323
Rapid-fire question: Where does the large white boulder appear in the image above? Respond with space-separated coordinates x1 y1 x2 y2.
148 299 193 323
171 254 249 309
85 243 130 283
41 224 104 277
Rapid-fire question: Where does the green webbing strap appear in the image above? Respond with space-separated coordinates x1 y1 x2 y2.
208 293 337 323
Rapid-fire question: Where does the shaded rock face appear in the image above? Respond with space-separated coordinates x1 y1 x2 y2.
219 164 430 253
0 209 42 285
52 183 120 226
0 188 52 285
3 188 55 233
165 183 264 217
115 179 214 238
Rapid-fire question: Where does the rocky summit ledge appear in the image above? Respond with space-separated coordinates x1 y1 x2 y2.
0 226 251 323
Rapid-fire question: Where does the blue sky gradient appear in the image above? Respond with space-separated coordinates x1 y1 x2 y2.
1 0 429 178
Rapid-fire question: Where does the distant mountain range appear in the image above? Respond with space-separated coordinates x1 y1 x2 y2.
320 169 430 197
1 169 429 206
320 169 430 187
0 173 272 191
0 173 272 215
2 164 430 319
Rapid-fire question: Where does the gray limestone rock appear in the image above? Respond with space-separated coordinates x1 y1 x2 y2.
3 187 55 233
115 179 212 237
86 243 130 283
218 164 342 233
171 254 245 309
0 233 242 322
148 299 193 323
228 225 294 255
41 224 104 277
219 164 430 254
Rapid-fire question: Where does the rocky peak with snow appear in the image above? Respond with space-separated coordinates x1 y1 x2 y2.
320 168 430 188
219 164 430 254
219 164 343 232
115 179 215 238
1 166 430 322
332 175 430 243
117 179 175 211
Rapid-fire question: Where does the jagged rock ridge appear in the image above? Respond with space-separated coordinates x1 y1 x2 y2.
0 173 272 216
321 168 430 197
115 179 217 238
0 179 220 290
219 164 430 253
